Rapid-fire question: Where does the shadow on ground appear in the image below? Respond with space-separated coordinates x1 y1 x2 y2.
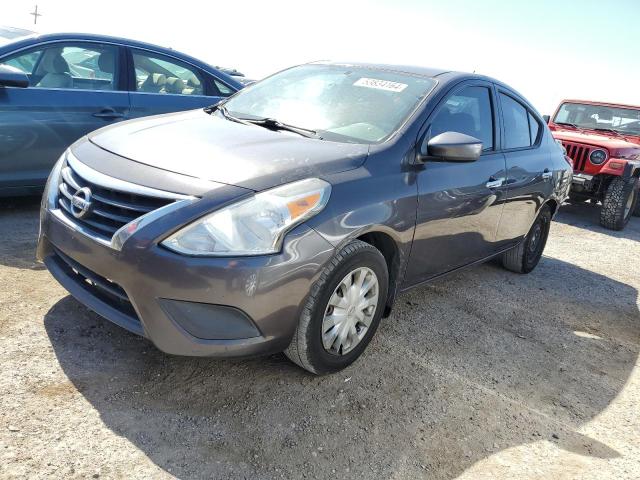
42 252 639 478
554 200 640 241
0 196 44 270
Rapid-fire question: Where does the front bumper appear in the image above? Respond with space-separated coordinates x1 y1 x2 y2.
38 206 335 357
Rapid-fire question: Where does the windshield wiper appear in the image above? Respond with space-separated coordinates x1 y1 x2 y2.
205 106 321 139
594 127 629 140
205 103 255 126
243 117 321 139
555 121 580 129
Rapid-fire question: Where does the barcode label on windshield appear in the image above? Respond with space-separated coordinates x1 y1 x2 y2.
353 78 408 92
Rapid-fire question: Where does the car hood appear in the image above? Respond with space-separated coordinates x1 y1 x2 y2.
551 128 640 149
88 109 369 192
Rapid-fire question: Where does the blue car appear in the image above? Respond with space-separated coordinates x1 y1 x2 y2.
0 31 244 196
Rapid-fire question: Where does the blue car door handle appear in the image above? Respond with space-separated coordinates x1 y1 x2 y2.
486 176 505 189
93 108 125 119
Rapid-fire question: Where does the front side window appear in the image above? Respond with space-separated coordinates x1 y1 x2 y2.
554 102 640 136
500 93 532 149
0 43 117 90
430 86 494 151
132 50 204 96
223 64 437 143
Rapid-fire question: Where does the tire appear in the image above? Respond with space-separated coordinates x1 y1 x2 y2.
501 205 552 274
285 240 389 375
600 176 639 230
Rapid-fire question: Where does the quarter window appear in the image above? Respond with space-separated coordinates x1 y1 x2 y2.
430 86 494 151
1 43 118 90
132 50 204 96
500 93 534 149
528 112 540 144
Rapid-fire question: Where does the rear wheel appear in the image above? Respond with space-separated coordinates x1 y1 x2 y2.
600 176 638 229
501 205 551 274
285 240 388 375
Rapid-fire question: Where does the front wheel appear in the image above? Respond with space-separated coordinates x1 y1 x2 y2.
501 205 552 274
600 176 638 230
285 240 388 375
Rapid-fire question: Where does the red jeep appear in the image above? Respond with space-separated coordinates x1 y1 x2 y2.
547 100 640 230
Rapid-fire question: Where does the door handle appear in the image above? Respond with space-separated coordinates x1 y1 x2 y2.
485 177 504 189
93 108 125 119
542 168 553 180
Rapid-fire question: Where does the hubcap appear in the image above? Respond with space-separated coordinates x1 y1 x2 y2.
528 223 542 253
321 267 379 356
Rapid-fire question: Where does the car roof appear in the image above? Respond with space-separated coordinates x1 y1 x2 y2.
0 31 244 89
559 99 640 110
311 61 453 78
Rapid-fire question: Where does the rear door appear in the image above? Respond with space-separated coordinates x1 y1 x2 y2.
0 41 129 190
404 82 508 285
494 90 553 245
127 48 231 118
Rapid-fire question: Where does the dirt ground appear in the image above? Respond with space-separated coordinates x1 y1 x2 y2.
0 197 638 480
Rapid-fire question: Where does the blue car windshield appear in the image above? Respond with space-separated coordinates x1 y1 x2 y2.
223 64 437 143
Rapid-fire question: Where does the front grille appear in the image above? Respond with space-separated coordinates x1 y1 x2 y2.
57 160 175 241
562 142 592 172
52 247 139 323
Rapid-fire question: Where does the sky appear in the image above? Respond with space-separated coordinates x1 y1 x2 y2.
3 0 640 113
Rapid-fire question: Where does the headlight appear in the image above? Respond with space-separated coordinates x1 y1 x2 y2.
162 178 331 256
589 149 608 165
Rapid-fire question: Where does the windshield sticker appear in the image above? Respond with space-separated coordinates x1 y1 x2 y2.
354 78 408 92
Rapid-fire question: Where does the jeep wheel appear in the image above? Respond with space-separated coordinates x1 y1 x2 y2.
285 240 388 375
600 176 639 230
501 205 551 274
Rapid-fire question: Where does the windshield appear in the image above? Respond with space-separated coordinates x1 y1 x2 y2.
223 64 437 143
554 102 640 136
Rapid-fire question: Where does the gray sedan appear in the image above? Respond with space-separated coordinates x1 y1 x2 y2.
37 62 572 374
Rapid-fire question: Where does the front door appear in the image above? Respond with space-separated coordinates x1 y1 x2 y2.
0 42 129 190
404 83 508 285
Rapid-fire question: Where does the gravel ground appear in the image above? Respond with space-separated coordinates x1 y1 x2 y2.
0 197 638 480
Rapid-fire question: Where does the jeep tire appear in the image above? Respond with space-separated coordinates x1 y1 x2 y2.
600 176 639 230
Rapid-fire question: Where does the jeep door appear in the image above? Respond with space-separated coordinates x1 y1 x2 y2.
404 82 508 285
494 90 553 245
0 41 129 192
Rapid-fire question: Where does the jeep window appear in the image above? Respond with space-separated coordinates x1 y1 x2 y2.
554 102 640 135
500 93 531 149
223 64 437 144
430 86 494 151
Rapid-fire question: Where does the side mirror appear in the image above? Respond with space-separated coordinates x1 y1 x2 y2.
543 115 550 124
0 64 29 88
418 131 482 163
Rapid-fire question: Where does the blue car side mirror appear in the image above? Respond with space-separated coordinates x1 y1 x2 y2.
0 64 29 88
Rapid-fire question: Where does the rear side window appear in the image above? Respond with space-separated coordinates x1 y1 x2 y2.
500 93 536 149
430 86 494 151
132 50 204 96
